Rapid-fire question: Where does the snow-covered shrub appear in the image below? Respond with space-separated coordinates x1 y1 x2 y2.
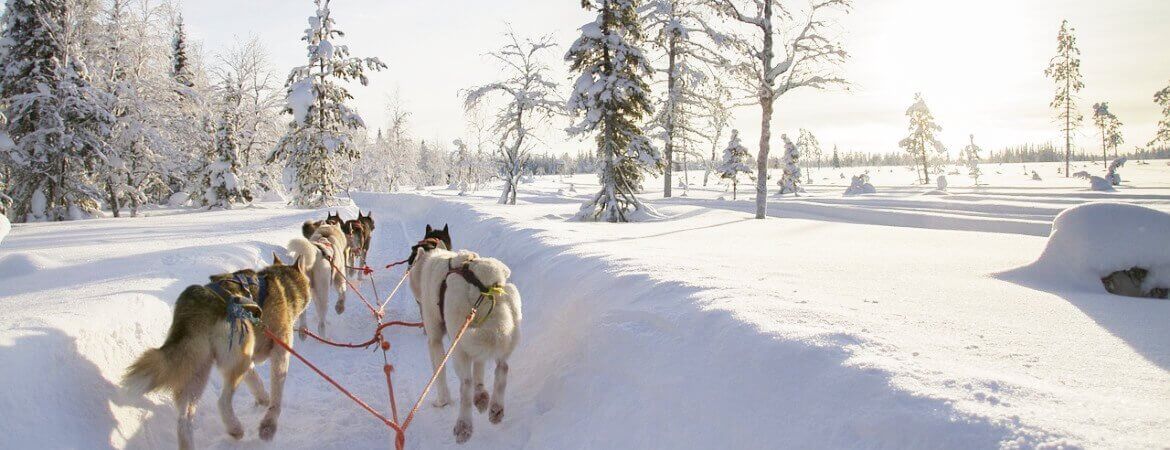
843 174 876 196
1089 176 1115 192
1073 171 1091 179
776 134 803 195
1032 171 1042 181
1017 203 1170 298
936 174 948 191
716 130 754 200
1106 157 1127 186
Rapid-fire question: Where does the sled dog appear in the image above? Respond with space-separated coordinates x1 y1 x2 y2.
122 255 311 450
289 223 348 336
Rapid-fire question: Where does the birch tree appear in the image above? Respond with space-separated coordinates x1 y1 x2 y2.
464 31 562 205
715 0 851 218
1044 19 1083 177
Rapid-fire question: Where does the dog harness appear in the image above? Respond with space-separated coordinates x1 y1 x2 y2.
207 273 268 349
438 259 504 328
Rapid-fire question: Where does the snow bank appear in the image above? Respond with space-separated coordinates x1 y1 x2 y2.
1015 202 1170 292
0 214 9 244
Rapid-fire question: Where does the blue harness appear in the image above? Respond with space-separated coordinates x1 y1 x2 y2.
207 273 268 349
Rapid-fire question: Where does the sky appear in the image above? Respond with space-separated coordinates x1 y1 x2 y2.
183 0 1170 158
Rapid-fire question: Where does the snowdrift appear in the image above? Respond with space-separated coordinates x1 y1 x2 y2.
1010 202 1170 292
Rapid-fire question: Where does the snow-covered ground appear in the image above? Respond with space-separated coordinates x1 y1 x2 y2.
1 161 1168 449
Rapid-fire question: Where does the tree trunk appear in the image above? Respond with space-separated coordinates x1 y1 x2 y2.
732 179 737 200
106 178 120 218
663 31 677 198
755 0 773 220
1101 130 1107 167
1064 76 1071 177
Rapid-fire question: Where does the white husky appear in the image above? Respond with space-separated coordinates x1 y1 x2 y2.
411 246 521 444
288 223 348 338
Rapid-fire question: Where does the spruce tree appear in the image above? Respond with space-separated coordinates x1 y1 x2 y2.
898 93 946 184
203 88 248 208
0 0 116 222
716 130 752 200
1045 20 1084 177
172 14 194 88
271 0 386 207
830 145 841 169
565 0 661 222
777 134 802 195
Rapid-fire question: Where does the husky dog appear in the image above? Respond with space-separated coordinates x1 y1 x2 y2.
289 224 349 336
342 214 373 278
325 211 343 226
409 225 521 444
122 255 311 450
301 220 322 239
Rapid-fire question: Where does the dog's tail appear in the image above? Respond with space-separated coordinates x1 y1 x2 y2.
454 251 511 289
288 237 321 275
123 296 215 397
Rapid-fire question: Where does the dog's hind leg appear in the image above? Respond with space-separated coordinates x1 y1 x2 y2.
473 360 488 413
259 343 290 441
333 269 347 315
217 354 251 440
427 334 452 407
174 359 212 450
488 358 509 424
452 350 474 444
244 367 270 407
314 275 330 336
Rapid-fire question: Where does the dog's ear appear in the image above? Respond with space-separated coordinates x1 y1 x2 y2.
425 224 433 234
272 252 284 265
293 255 304 273
443 224 449 233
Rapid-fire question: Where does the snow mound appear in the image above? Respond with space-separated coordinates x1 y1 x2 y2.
1089 176 1115 192
1020 203 1170 291
0 252 60 278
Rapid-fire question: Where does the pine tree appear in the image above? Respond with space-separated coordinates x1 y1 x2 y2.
716 130 753 199
1 0 116 222
898 93 946 184
565 0 661 222
1091 102 1123 166
1045 20 1084 177
171 13 194 88
270 0 386 207
830 145 841 169
776 134 802 195
961 134 982 185
715 0 851 218
1150 80 1170 149
463 31 562 205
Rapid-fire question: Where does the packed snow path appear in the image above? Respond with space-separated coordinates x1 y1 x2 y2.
1 161 1168 448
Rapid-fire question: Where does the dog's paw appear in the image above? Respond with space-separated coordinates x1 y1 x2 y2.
254 395 270 408
226 422 244 440
258 418 277 441
453 419 473 444
334 300 345 315
432 396 451 408
474 390 489 413
488 403 504 424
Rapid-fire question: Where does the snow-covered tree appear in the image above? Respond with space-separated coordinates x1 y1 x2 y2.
715 0 851 218
415 140 448 187
796 128 821 183
171 13 194 88
776 133 802 195
211 37 284 198
1045 19 1084 177
464 30 562 205
270 0 386 207
203 94 248 208
1150 80 1170 149
961 134 983 185
898 93 946 184
1 0 116 222
700 75 732 186
1092 102 1123 166
1106 156 1126 186
643 0 723 197
716 130 753 199
830 145 840 168
565 0 661 222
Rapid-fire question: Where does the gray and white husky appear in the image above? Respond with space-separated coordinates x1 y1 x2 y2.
409 226 521 444
288 223 348 338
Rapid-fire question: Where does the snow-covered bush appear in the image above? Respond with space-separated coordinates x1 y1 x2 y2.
1032 171 1042 181
843 174 876 196
936 174 948 191
961 134 982 185
1017 203 1170 298
1106 157 1127 186
1089 176 1114 192
776 134 803 196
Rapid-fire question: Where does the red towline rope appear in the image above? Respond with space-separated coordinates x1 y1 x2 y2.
299 320 423 349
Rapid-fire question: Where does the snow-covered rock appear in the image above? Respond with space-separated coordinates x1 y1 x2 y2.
1021 202 1170 293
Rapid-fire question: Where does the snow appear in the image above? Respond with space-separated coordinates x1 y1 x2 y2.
286 79 314 125
1006 202 1170 293
0 160 1168 448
